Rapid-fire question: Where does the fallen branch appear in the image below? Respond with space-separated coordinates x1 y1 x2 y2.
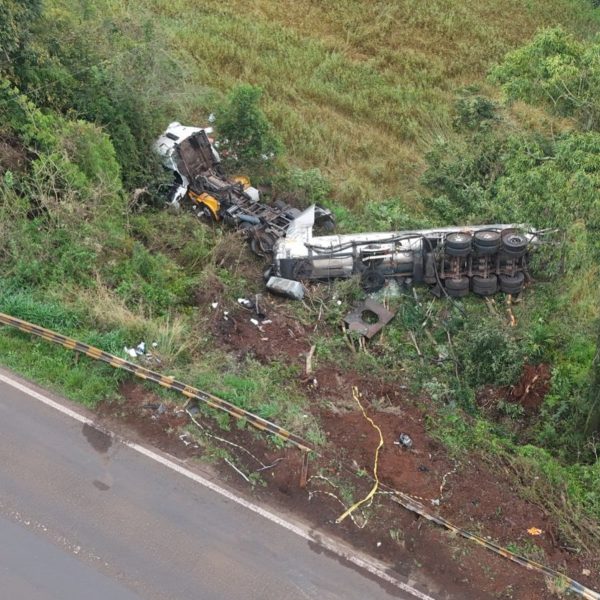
506 294 517 327
408 330 424 365
305 344 316 376
186 409 268 469
224 458 250 482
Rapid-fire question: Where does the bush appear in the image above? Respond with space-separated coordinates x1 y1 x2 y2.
216 84 282 174
272 167 331 207
490 27 600 130
455 320 526 388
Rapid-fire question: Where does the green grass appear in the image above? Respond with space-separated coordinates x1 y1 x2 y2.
81 0 600 206
0 330 124 408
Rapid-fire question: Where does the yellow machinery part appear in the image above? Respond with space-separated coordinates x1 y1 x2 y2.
188 190 220 221
232 175 251 189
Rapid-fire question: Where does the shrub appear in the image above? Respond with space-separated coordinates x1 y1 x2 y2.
455 320 525 388
216 84 282 174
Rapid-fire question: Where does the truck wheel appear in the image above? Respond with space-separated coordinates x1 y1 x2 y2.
499 272 525 294
251 232 276 257
445 232 472 257
320 217 336 232
361 269 385 293
472 275 498 296
474 231 501 255
444 276 469 297
502 233 528 258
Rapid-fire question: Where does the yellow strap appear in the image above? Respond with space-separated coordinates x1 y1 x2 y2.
336 387 383 524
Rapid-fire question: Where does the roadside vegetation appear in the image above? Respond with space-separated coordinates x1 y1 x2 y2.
1 0 599 573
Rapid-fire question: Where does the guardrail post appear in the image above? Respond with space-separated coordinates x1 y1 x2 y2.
299 451 309 488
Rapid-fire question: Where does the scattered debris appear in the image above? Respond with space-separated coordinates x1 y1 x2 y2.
224 457 250 483
394 433 414 450
343 299 396 339
527 527 543 536
238 298 253 308
123 340 161 365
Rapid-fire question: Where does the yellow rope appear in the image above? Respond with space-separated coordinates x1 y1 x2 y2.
336 387 384 524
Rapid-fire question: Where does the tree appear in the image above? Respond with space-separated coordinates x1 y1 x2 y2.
216 84 282 174
0 0 42 80
490 28 600 131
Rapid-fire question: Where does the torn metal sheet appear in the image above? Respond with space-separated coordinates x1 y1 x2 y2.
343 299 396 339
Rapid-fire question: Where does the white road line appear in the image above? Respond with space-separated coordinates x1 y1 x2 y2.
0 372 435 600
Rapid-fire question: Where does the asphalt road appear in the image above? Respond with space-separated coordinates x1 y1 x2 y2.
0 372 428 600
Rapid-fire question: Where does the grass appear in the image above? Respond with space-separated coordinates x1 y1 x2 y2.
0 329 124 408
85 0 600 206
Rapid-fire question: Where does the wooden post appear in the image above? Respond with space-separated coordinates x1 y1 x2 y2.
299 451 309 488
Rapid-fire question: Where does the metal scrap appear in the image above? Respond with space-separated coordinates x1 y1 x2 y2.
343 298 396 339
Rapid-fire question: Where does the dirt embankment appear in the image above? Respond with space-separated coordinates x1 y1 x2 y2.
95 298 598 600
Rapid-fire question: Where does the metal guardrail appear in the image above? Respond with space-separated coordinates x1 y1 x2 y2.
2 311 598 598
390 494 600 600
0 312 312 452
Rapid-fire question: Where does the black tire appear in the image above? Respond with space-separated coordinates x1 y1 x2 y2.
361 269 386 293
250 237 263 257
473 231 501 255
502 232 528 258
320 217 336 232
445 232 472 257
444 276 469 298
472 275 498 296
251 232 276 257
499 272 525 294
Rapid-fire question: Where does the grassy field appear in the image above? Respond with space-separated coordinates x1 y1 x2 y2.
96 0 600 206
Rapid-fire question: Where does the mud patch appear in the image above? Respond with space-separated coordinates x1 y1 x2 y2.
213 304 310 365
93 480 110 491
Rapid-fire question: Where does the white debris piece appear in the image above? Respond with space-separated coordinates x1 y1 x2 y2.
238 298 253 308
124 347 137 358
152 341 158 348
136 341 146 355
211 302 219 309
250 318 260 326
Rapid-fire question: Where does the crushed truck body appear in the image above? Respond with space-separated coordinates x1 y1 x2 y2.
272 206 539 296
155 122 334 255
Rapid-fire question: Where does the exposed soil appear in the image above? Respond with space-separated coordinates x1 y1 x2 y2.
0 135 28 174
212 299 311 365
509 363 551 413
92 302 599 600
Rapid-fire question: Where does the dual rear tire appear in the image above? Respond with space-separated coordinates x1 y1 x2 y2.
444 273 524 297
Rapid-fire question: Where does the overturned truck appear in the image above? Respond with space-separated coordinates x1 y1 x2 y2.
155 122 334 255
271 207 538 297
